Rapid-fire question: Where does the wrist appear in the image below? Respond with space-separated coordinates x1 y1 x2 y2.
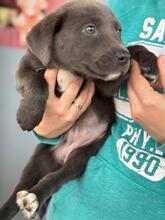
34 126 61 138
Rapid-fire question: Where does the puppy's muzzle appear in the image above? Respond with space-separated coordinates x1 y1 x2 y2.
98 49 130 68
94 49 130 81
115 50 130 65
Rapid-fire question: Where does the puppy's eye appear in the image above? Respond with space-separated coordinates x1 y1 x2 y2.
83 25 96 35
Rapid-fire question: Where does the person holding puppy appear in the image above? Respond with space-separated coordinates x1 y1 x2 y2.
34 0 165 219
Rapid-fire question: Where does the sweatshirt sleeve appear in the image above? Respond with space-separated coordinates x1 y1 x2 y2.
33 131 64 145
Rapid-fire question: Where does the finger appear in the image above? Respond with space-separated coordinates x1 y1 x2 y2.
44 69 58 98
60 79 83 109
129 60 154 99
157 55 165 90
69 81 95 119
74 80 94 109
127 83 141 118
79 81 95 113
128 82 141 107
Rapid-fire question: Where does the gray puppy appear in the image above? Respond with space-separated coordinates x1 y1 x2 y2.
0 0 158 219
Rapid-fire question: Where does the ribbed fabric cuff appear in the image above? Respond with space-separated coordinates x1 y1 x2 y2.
33 131 64 145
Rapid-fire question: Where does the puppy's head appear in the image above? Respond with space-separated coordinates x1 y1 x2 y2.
27 0 130 82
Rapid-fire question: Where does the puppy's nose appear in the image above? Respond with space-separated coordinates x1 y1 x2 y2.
115 50 130 64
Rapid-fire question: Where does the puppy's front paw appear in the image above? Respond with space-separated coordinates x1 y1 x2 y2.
128 45 159 84
139 51 159 84
16 190 39 219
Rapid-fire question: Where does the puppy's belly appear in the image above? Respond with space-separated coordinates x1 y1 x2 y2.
52 109 108 164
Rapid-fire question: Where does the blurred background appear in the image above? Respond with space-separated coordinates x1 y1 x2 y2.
0 0 66 219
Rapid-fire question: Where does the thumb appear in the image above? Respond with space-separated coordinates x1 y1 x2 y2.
44 69 58 98
157 55 165 90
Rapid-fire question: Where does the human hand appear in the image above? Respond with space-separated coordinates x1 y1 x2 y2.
128 55 165 144
34 69 95 138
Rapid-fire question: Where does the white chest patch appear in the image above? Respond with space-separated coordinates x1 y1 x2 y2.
57 69 83 92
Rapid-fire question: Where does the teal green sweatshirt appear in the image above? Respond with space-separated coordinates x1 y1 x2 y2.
36 1 165 219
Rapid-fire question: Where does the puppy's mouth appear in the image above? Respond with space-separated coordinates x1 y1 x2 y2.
85 64 130 82
104 71 125 81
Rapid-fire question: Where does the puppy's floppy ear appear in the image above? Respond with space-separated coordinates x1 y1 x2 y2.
26 9 65 66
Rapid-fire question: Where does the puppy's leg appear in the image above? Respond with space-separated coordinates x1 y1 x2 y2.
128 45 159 84
38 197 51 219
16 51 49 131
17 138 105 219
0 144 57 220
0 168 39 220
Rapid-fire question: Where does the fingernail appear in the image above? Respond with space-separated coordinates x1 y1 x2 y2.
87 78 92 83
88 80 94 87
70 80 78 88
